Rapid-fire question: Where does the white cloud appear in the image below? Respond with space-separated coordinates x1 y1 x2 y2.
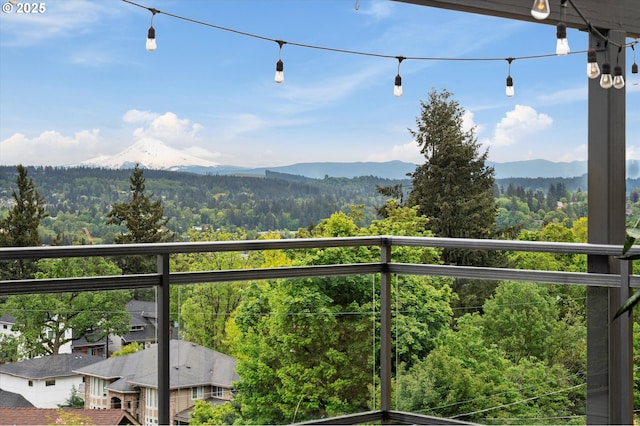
128 111 203 148
0 129 101 166
485 105 553 148
366 140 422 164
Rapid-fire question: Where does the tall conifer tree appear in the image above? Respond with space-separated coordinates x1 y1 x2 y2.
107 164 174 277
0 165 48 279
407 88 497 266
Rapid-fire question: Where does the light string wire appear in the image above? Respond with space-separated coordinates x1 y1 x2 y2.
122 0 609 65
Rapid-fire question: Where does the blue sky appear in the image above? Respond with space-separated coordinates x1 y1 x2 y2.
0 0 638 168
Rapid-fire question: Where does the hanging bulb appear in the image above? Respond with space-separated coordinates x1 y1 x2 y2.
393 56 404 97
146 26 157 51
505 76 514 97
632 62 639 86
530 0 550 20
587 49 600 79
600 63 613 89
394 74 403 97
555 23 569 55
274 59 284 83
274 40 286 84
612 65 625 89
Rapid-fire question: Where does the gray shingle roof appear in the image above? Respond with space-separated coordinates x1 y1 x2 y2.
0 353 104 380
74 340 239 390
0 389 35 408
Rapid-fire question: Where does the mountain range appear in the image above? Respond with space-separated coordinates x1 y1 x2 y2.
77 139 637 180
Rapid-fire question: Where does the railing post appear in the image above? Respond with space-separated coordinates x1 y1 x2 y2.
379 238 392 417
615 259 633 420
157 254 171 425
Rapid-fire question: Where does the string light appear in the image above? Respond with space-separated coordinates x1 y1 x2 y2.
631 45 639 86
555 0 569 55
612 47 625 89
505 58 515 97
600 62 613 89
530 0 550 20
146 8 158 51
394 56 404 97
121 0 638 96
586 49 601 79
275 40 286 84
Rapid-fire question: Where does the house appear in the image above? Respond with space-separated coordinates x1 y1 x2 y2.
0 353 103 408
0 407 139 425
74 340 239 426
72 300 159 357
0 388 34 408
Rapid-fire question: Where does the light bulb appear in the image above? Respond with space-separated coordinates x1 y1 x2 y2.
274 59 284 83
613 65 625 89
146 26 157 51
600 63 613 89
530 0 550 20
632 63 639 86
555 23 569 55
393 74 402 97
587 49 600 79
505 76 514 97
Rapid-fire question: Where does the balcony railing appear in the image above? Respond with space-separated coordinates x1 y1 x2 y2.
1 236 636 424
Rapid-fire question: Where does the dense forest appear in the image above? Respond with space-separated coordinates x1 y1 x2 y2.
0 166 610 245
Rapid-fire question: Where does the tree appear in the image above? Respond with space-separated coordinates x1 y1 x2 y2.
0 165 48 279
106 164 174 276
111 341 143 357
2 257 130 356
406 89 497 266
58 385 85 409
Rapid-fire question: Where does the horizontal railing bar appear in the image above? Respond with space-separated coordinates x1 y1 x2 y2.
1 236 637 261
0 274 160 295
390 264 623 287
170 263 383 285
388 236 632 256
0 237 385 260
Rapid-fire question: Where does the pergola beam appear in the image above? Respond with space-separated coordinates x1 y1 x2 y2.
393 0 640 37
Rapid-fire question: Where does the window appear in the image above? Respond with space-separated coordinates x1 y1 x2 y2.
212 386 224 398
90 377 107 397
45 379 56 387
28 380 33 387
146 388 158 409
192 386 204 400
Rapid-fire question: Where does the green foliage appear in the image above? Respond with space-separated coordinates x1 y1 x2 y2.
58 385 85 409
230 211 453 424
111 341 143 357
2 257 129 356
47 408 94 425
0 165 48 279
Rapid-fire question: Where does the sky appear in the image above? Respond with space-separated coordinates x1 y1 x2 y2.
0 0 639 168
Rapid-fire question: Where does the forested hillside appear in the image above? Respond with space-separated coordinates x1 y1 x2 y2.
0 166 616 247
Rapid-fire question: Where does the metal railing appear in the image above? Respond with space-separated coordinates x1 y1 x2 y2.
1 236 637 424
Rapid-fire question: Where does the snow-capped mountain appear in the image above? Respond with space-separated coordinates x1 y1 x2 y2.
79 139 220 170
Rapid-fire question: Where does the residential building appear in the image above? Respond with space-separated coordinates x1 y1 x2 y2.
0 407 139 425
72 300 159 357
74 340 238 426
0 353 103 408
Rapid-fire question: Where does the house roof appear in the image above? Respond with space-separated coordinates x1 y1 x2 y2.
0 353 103 380
0 389 34 408
74 340 239 390
0 407 139 425
0 314 15 324
121 300 157 343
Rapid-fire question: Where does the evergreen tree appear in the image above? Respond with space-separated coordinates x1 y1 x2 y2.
0 165 48 279
406 89 497 266
106 164 174 276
